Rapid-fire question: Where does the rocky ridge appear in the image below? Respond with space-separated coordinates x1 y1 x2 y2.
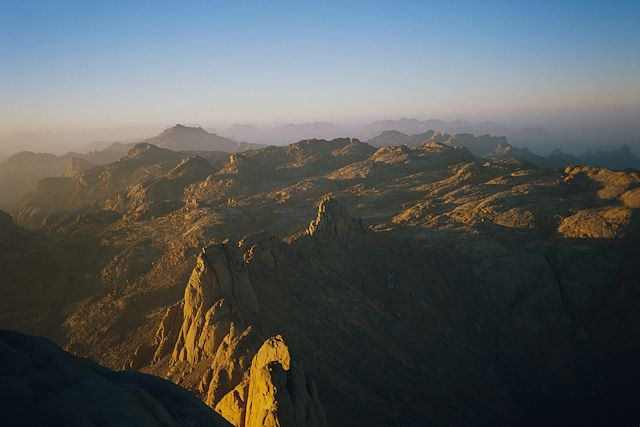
367 129 640 170
2 137 640 425
145 232 328 426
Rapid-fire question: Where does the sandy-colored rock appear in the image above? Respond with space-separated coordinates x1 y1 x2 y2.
173 244 259 364
244 336 327 427
558 207 635 238
215 377 250 426
621 187 640 208
153 301 184 363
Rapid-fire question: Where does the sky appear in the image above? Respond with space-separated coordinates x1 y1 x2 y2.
1 0 639 137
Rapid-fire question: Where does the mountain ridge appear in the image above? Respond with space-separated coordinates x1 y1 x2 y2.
1 136 640 425
367 129 640 171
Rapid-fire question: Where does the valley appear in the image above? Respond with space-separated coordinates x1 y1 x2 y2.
1 127 639 425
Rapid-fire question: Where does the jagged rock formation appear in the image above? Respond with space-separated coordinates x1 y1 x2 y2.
3 137 640 425
139 197 638 425
244 336 327 427
367 129 640 170
306 196 365 236
149 241 325 427
172 244 258 364
0 329 232 427
149 243 262 421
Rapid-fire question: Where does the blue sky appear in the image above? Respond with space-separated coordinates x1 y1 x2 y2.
1 0 639 132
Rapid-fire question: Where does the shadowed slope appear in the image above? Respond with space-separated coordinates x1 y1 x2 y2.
0 329 232 427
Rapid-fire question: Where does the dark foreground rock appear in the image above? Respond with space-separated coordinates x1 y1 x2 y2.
0 329 231 427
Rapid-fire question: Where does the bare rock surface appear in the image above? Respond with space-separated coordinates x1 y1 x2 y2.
244 336 326 427
148 239 325 427
2 137 640 425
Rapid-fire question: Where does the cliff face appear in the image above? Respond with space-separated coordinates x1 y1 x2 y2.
149 239 327 427
173 244 259 364
244 336 326 427
152 243 261 418
143 197 639 426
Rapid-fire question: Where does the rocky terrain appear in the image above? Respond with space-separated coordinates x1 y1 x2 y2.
1 135 639 425
368 130 640 170
0 124 262 210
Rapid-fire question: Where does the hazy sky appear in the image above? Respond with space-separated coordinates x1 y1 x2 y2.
1 0 639 134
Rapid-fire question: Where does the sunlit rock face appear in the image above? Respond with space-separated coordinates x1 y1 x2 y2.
555 166 640 239
149 238 326 427
244 336 327 427
155 243 261 422
153 301 183 364
558 206 637 238
173 244 259 364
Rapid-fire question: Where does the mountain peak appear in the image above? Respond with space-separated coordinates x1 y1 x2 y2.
306 196 365 237
171 243 259 365
244 335 327 427
142 125 253 153
164 124 208 135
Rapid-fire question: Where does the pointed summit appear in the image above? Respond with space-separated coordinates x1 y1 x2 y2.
305 196 365 237
142 125 252 153
171 243 259 364
244 336 327 427
162 124 208 135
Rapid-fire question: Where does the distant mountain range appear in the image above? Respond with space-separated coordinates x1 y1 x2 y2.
362 118 511 140
367 130 640 170
2 111 637 156
0 124 264 208
2 123 638 210
217 116 639 155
